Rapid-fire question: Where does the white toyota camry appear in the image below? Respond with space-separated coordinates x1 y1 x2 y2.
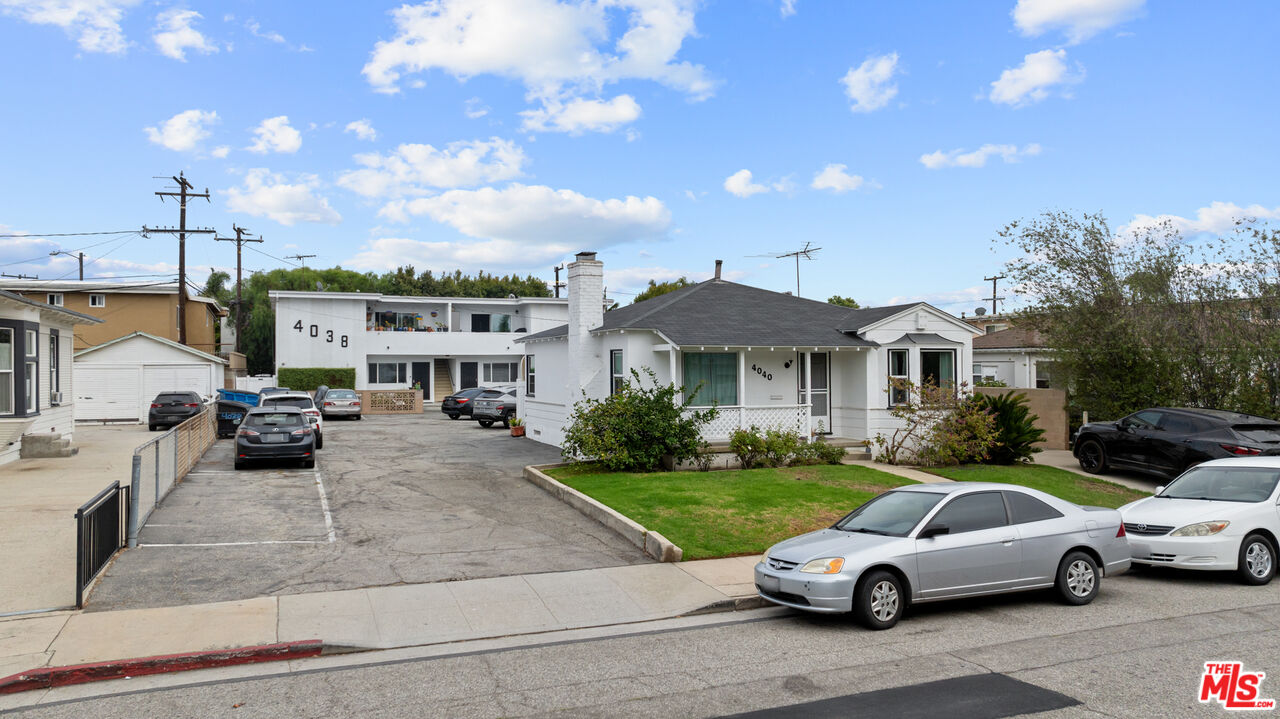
1118 457 1279 585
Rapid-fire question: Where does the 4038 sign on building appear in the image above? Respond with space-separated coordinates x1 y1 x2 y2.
293 320 349 347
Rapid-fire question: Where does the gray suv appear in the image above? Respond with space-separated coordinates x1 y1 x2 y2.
472 389 516 428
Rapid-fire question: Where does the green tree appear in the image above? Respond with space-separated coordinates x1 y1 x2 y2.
632 277 693 304
827 295 860 308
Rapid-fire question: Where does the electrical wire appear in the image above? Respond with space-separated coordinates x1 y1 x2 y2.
244 244 303 268
0 230 137 238
0 232 142 268
49 233 143 281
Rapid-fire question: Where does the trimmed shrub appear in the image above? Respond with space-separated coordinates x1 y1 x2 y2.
793 439 847 465
729 425 767 469
562 368 717 472
976 391 1045 464
277 367 356 392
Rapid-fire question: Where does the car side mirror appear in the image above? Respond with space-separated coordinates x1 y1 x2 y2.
919 523 950 539
1154 485 1164 496
308 416 319 424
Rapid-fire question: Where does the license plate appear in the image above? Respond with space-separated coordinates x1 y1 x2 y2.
759 574 780 592
262 434 286 443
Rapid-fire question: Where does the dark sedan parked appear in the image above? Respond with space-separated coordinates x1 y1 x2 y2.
1074 407 1280 478
234 406 316 470
148 391 203 431
441 387 492 419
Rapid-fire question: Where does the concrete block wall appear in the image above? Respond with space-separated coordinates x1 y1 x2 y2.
975 386 1069 450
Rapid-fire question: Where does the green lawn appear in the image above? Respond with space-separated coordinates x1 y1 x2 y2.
923 464 1149 507
546 464 916 560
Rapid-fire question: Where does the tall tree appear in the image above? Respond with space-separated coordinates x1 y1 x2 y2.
827 295 860 308
632 277 693 304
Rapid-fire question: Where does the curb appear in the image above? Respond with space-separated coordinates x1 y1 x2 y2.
523 465 683 562
0 640 324 695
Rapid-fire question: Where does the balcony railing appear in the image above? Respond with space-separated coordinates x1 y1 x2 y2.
684 404 811 440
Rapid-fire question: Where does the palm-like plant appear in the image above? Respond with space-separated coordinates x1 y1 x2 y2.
979 391 1045 464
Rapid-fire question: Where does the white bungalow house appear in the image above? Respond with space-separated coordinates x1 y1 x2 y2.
516 252 982 448
0 289 103 465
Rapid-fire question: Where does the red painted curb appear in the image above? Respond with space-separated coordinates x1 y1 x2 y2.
0 639 324 695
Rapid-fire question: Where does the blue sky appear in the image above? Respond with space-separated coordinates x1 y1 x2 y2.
1 0 1277 313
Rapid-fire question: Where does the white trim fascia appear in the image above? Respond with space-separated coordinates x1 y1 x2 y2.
856 302 984 336
74 331 228 364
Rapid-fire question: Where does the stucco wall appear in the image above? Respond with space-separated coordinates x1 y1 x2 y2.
16 291 220 355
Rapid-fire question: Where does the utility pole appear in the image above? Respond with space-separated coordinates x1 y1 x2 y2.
48 251 84 280
285 254 316 266
144 172 213 346
215 224 263 354
983 274 1006 316
553 264 565 298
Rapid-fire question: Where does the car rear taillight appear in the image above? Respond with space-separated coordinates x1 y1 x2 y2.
291 427 312 436
1220 443 1262 456
150 403 160 408
352 401 360 407
457 398 469 404
1116 524 1126 538
238 428 259 436
324 402 335 407
184 403 200 407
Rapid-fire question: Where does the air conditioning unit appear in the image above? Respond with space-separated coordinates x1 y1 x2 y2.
50 391 63 406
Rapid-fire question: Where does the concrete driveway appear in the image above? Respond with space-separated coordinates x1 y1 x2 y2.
86 413 650 611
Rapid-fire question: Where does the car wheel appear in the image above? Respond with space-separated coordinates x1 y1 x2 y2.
1238 534 1276 586
302 458 315 469
355 415 362 421
1055 551 1100 605
853 570 903 630
1077 439 1108 474
502 418 510 429
316 433 324 450
448 413 460 420
148 424 157 431
478 420 494 428
234 460 245 471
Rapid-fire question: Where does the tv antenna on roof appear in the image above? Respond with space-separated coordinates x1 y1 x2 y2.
748 241 821 297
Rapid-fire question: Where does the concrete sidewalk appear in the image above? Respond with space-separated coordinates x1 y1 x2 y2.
0 424 151 614
0 557 764 697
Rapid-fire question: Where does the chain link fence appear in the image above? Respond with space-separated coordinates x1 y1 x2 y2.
127 408 217 547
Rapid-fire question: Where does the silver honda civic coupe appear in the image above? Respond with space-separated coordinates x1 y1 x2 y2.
755 482 1131 629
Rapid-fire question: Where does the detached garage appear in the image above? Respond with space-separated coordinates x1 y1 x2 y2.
74 332 226 422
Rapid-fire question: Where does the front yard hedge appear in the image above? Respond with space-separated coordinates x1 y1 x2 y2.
277 367 356 391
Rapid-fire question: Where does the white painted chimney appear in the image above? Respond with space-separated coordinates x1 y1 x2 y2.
566 251 604 397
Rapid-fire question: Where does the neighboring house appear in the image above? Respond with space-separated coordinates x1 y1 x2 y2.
269 291 577 401
517 253 981 447
0 280 227 356
0 290 102 465
971 327 1057 390
73 332 226 422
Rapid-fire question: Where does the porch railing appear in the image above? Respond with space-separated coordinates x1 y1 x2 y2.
686 404 810 439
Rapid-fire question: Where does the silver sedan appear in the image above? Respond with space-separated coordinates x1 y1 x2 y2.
755 482 1131 629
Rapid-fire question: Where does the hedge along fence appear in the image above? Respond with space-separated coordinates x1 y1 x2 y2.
278 367 357 391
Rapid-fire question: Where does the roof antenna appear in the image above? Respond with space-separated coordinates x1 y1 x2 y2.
748 242 821 297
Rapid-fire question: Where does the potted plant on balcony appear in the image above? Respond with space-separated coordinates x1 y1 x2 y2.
509 417 526 437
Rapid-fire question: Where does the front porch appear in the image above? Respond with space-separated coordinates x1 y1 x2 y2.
682 403 870 453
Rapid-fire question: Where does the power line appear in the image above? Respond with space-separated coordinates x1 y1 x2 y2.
0 233 143 268
244 244 302 268
0 230 137 238
216 224 263 354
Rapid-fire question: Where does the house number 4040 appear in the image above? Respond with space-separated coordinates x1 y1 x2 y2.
751 364 773 381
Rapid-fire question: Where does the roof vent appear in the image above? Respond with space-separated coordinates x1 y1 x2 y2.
575 251 597 262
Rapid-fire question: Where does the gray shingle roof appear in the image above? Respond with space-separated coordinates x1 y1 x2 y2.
520 280 925 347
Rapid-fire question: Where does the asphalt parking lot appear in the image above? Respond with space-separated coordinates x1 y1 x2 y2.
86 412 651 611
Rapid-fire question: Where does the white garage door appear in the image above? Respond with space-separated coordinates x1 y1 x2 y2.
75 366 142 421
143 364 214 404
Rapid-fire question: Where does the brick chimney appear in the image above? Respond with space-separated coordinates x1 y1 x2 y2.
566 251 604 397
714 259 723 280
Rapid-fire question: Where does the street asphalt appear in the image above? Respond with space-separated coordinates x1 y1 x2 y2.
85 413 650 611
7 567 1278 718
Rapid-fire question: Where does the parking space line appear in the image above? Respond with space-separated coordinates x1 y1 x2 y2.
139 540 330 547
315 467 337 544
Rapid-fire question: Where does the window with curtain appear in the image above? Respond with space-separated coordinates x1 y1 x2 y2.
683 352 737 406
525 355 536 396
0 328 12 414
610 350 624 394
888 349 909 406
921 350 955 390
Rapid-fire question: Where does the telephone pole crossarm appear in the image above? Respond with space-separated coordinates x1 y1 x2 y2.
215 225 263 354
147 171 213 346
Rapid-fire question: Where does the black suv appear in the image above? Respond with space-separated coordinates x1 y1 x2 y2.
441 387 489 419
1073 407 1280 478
149 391 203 431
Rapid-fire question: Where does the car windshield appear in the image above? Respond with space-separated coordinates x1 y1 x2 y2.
246 412 302 427
834 491 946 536
1161 466 1280 502
328 390 357 399
477 390 502 399
454 388 485 399
262 397 313 409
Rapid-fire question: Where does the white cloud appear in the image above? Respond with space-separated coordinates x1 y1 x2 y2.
0 0 139 54
224 169 341 226
605 264 745 294
361 0 712 134
144 109 218 152
1013 0 1144 44
246 18 285 44
988 49 1083 106
210 145 230 158
919 143 1042 169
153 8 218 61
886 285 990 312
338 138 527 200
464 97 490 119
811 164 866 193
248 115 302 154
840 52 899 114
344 119 377 142
780 0 797 18
724 169 769 198
345 237 571 272
1121 201 1280 238
520 94 642 134
377 184 671 253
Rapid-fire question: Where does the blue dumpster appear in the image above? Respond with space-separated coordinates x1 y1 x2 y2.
216 388 260 407
216 400 252 438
